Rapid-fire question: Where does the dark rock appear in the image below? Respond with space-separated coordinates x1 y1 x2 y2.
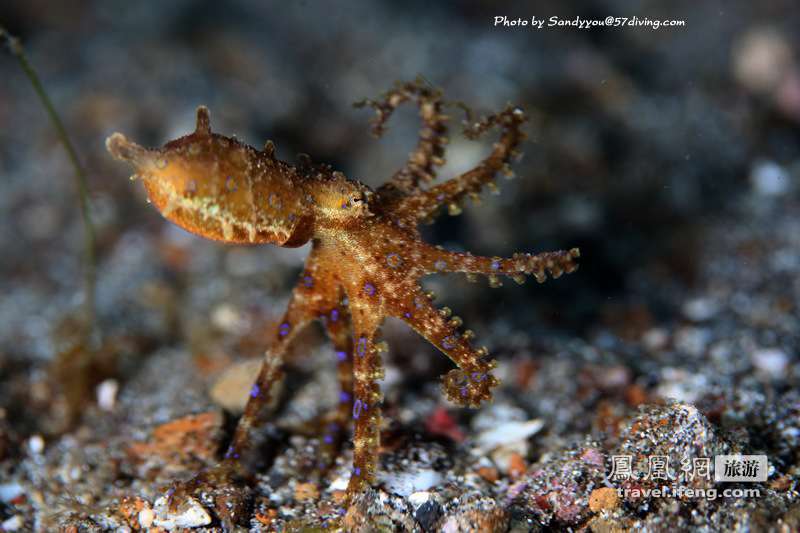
415 499 442 532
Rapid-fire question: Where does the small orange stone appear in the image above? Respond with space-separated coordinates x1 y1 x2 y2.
589 487 620 512
477 466 500 483
118 496 147 526
624 384 647 406
331 489 348 505
508 452 527 479
126 411 222 465
255 508 278 526
294 482 320 502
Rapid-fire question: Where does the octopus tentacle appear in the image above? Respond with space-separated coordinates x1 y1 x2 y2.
356 77 450 194
226 283 316 460
391 286 499 408
417 244 581 286
395 104 527 221
165 267 342 504
227 242 344 452
346 299 385 494
318 295 354 468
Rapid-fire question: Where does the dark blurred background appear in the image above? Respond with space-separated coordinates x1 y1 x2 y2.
1 0 799 358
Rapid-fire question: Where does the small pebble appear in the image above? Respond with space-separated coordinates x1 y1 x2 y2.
752 348 789 379
28 435 44 455
580 447 606 467
596 366 631 390
750 160 790 196
441 517 460 533
0 483 23 503
682 297 719 322
211 303 245 333
655 367 708 403
138 507 155 529
96 379 119 411
380 469 443 497
329 475 349 491
642 328 668 350
408 490 432 509
415 500 442 531
153 495 211 530
68 466 81 481
733 28 793 94
210 358 265 413
294 482 319 501
491 445 528 476
624 384 648 406
1 515 23 531
330 490 348 505
674 327 710 357
475 419 544 453
476 466 499 483
589 487 619 512
508 452 527 479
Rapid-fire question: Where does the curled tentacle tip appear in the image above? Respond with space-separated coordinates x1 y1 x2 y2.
442 368 499 407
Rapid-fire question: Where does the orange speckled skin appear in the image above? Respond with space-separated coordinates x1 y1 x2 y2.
107 79 579 496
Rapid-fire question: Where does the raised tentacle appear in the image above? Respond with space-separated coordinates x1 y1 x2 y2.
396 104 527 221
355 77 450 194
417 244 580 287
389 286 499 408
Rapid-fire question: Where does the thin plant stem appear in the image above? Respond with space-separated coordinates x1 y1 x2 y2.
1 27 97 331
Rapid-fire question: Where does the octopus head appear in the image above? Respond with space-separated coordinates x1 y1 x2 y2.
309 172 375 232
106 107 312 246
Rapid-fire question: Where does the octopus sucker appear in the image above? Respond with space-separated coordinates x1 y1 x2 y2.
107 78 579 499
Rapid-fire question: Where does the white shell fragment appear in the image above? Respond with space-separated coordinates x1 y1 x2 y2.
153 495 212 530
474 419 544 454
96 379 119 411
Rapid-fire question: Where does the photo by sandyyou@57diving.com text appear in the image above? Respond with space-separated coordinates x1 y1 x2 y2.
493 15 686 31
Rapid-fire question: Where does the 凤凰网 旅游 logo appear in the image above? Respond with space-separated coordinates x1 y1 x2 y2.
714 455 768 482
